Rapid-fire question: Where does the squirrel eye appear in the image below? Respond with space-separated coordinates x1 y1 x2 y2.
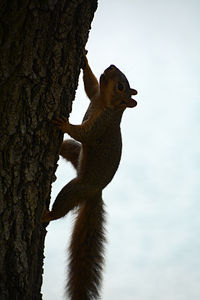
117 82 124 91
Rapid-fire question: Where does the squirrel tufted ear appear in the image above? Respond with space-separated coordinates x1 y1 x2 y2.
131 88 138 95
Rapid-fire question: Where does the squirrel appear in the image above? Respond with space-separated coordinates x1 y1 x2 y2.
43 55 137 300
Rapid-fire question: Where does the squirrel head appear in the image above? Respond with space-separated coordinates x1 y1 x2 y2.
99 65 137 110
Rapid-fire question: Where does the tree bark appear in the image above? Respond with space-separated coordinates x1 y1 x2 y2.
0 1 97 299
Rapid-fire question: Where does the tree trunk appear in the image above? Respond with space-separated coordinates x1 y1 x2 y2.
0 1 97 299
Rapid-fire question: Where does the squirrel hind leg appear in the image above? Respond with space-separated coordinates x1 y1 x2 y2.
42 208 65 223
60 139 81 169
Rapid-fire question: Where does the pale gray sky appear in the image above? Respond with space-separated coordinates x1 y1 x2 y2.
42 1 200 299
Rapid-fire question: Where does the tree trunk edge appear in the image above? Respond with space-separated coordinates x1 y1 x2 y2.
0 1 98 299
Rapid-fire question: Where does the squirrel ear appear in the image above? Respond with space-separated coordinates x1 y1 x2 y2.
131 88 137 95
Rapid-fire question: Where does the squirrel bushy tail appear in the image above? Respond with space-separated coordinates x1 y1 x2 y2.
68 194 106 300
61 140 106 300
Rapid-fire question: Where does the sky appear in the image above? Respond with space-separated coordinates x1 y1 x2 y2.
42 0 200 299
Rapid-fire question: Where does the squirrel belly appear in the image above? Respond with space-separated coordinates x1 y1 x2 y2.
78 111 123 190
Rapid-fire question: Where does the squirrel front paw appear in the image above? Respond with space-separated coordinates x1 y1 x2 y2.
53 116 70 133
81 49 88 70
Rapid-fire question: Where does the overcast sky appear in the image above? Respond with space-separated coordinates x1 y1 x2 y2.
42 1 200 299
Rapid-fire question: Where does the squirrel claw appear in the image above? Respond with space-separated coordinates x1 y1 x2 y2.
53 116 68 124
53 116 69 132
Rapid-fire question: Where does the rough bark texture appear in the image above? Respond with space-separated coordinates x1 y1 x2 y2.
0 1 97 299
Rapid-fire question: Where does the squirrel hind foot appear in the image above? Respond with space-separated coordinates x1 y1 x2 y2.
42 209 53 223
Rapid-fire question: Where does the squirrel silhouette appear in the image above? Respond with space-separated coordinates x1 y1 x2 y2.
43 55 137 300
